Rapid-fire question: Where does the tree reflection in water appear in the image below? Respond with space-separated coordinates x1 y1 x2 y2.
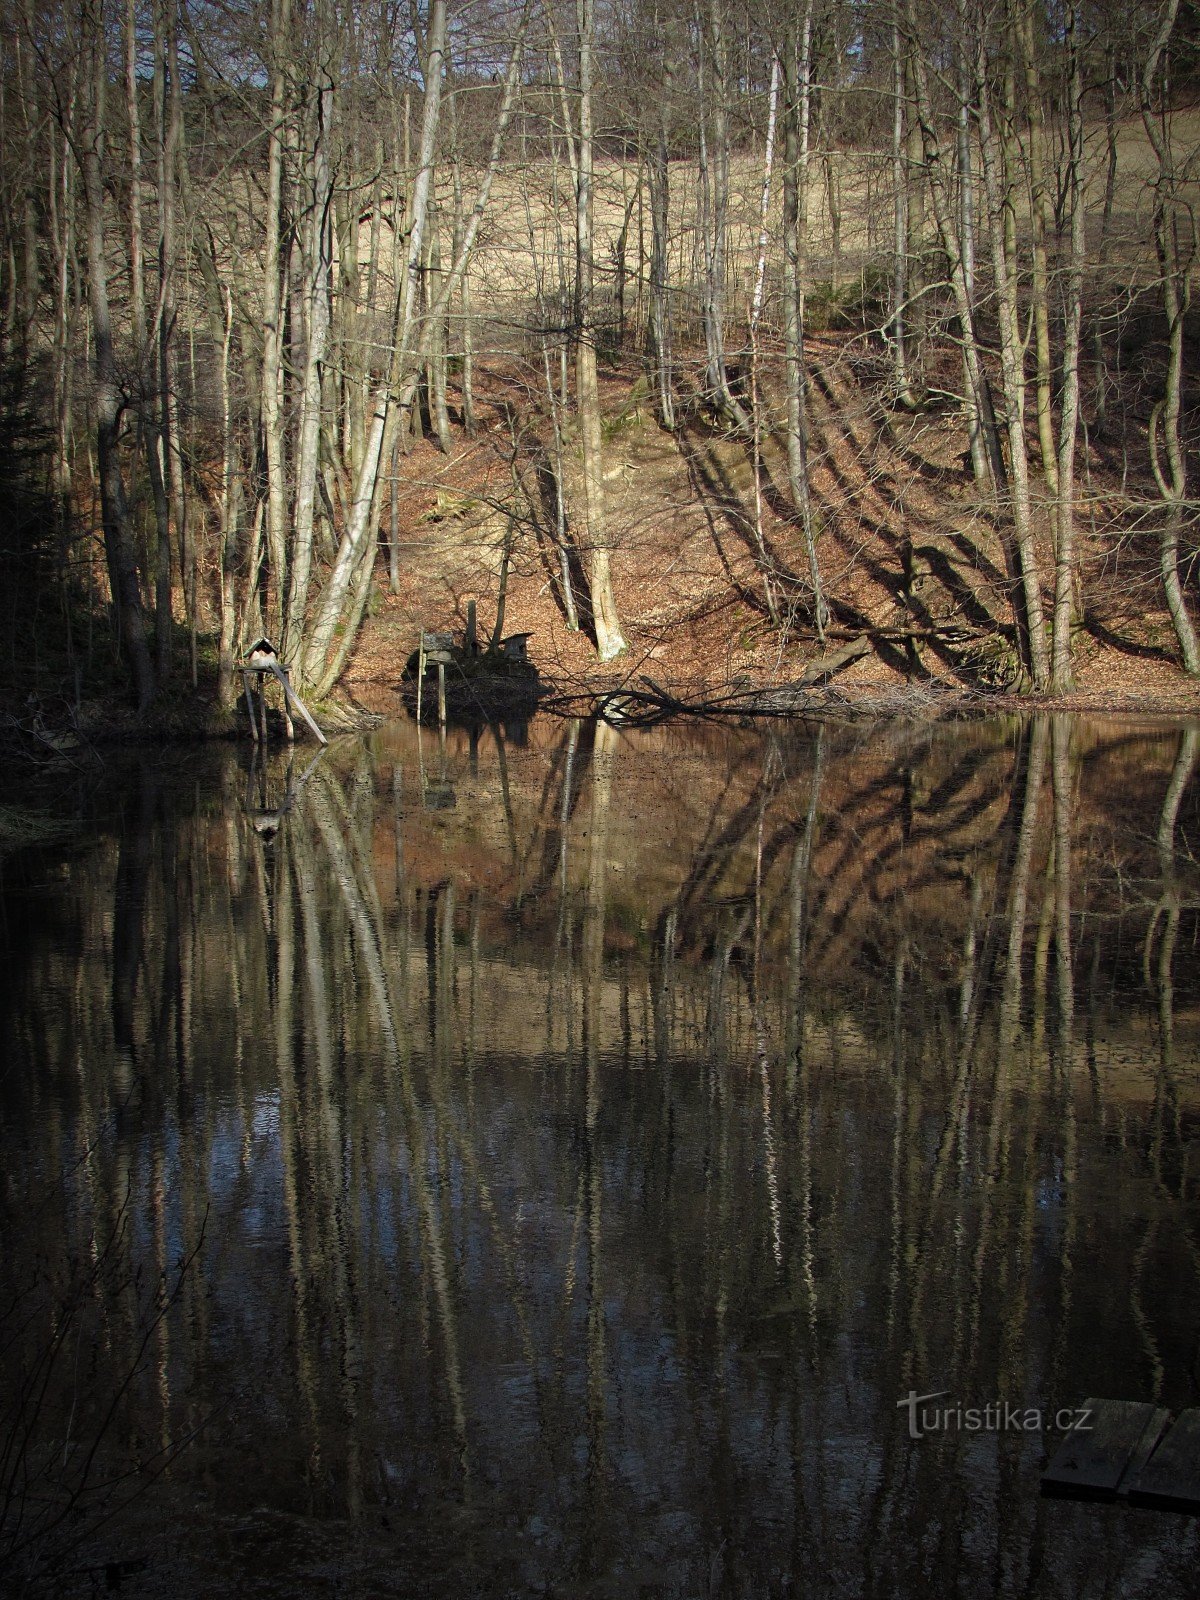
1 715 1199 1596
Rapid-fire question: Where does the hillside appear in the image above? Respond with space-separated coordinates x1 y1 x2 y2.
7 0 1200 725
343 334 1200 719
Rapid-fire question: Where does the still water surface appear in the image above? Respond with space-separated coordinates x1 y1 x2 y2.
2 714 1199 1596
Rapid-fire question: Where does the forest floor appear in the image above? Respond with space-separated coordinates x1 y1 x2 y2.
342 336 1200 724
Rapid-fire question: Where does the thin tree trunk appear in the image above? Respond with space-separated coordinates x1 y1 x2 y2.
1139 0 1200 674
782 4 827 640
136 0 171 674
49 57 79 566
749 52 781 625
427 205 454 453
388 439 401 593
977 49 1050 689
80 0 156 709
647 28 675 430
576 0 626 660
522 163 580 630
1051 0 1085 693
698 0 751 431
282 13 334 664
449 88 475 436
1091 49 1119 434
956 17 991 488
905 0 1005 491
216 285 239 708
260 0 292 637
1013 0 1059 495
15 0 41 354
889 21 917 407
124 0 147 352
159 0 192 679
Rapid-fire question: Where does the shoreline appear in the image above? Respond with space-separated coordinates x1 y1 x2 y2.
4 671 1199 762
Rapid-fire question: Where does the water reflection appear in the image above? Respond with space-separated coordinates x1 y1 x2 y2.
2 716 1200 1596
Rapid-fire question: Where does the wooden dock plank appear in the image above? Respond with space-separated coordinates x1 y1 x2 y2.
1041 1399 1171 1500
1128 1409 1200 1511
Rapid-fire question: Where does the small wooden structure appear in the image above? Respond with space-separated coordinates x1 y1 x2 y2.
240 640 327 746
1042 1398 1200 1511
416 631 455 728
500 632 533 663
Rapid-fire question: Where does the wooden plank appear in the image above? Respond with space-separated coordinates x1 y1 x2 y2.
241 671 259 744
1120 1405 1176 1493
271 664 326 747
1128 1408 1200 1511
1041 1399 1171 1500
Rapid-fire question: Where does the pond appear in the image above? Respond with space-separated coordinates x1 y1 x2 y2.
1 714 1199 1597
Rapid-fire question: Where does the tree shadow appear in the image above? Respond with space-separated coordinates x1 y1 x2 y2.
675 419 817 626
484 399 599 652
1082 615 1175 661
531 451 595 643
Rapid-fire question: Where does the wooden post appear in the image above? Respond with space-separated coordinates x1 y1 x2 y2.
280 673 295 743
466 599 477 654
417 631 454 726
257 679 268 743
242 670 260 743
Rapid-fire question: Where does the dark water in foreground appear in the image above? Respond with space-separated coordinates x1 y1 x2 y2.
2 714 1199 1597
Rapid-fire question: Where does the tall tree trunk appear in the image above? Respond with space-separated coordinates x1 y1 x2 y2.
955 14 990 487
1051 0 1086 693
647 12 675 429
80 0 156 709
124 0 147 352
889 21 917 407
1091 47 1119 435
576 0 626 660
156 0 191 678
131 0 171 675
216 285 239 708
260 0 292 638
977 47 1050 689
697 0 751 431
782 3 827 641
749 52 781 626
283 20 335 665
1140 0 1200 674
904 0 1005 490
449 88 476 436
1013 0 1059 496
49 73 79 556
15 0 42 354
522 159 580 629
427 204 454 453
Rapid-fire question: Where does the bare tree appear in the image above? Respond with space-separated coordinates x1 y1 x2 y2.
573 0 627 660
1140 0 1200 674
78 0 156 707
